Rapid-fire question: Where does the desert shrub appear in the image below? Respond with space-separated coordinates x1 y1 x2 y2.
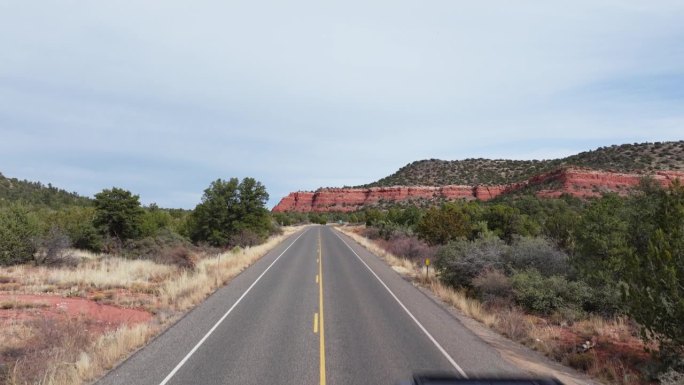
511 269 591 315
472 269 513 304
361 227 381 240
273 212 293 226
385 233 435 261
308 212 328 225
387 205 423 227
33 226 76 266
69 221 104 252
45 206 103 252
504 236 570 277
484 204 532 243
659 369 684 385
573 193 632 285
622 182 684 353
363 209 384 227
375 220 404 240
0 204 40 265
157 246 196 269
542 204 580 252
434 235 507 289
124 229 194 268
139 204 173 237
416 203 475 245
230 228 264 247
580 283 622 316
549 307 587 326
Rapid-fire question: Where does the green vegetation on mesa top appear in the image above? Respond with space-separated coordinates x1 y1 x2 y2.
0 172 91 208
364 141 684 187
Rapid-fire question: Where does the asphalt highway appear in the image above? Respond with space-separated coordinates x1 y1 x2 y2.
97 226 521 385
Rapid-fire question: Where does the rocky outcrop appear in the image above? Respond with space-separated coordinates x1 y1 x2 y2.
273 186 477 212
272 168 684 212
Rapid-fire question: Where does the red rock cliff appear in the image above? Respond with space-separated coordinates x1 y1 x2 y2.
272 168 684 212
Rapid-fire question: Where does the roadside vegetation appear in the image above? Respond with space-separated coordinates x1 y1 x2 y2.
333 179 684 385
0 174 301 385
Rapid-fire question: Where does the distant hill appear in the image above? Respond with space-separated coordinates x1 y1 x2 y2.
363 141 684 187
0 172 91 208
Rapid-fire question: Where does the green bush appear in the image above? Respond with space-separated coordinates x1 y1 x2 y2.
573 193 630 284
140 204 173 238
308 212 328 225
622 181 684 352
45 207 103 252
483 204 528 243
434 236 507 288
511 269 591 315
124 229 195 268
69 221 104 252
0 205 40 265
416 203 475 245
504 236 570 277
124 229 189 256
472 269 513 303
273 212 293 226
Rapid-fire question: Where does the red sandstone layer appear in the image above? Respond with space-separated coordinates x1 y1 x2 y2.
272 168 684 213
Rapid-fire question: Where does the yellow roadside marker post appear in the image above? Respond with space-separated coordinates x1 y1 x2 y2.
425 258 430 280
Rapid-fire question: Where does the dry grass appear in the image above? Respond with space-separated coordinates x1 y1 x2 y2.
0 300 48 310
426 280 499 327
8 259 176 292
0 226 307 385
4 318 154 385
67 249 105 260
335 225 652 385
159 227 305 311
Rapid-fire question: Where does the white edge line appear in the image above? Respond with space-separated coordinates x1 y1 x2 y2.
158 229 309 385
333 230 469 378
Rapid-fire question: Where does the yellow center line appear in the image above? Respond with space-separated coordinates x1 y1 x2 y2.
318 231 326 385
316 274 319 284
313 312 319 334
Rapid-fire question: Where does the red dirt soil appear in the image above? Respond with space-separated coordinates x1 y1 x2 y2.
0 294 151 333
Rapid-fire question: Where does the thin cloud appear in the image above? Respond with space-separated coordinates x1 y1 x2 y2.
0 1 682 208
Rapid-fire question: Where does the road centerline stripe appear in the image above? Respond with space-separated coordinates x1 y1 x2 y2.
314 312 319 333
333 230 469 378
157 229 309 385
318 230 327 385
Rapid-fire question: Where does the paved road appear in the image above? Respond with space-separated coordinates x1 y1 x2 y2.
98 226 521 385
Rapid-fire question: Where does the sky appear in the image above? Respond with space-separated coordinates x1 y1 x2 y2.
1 1 683 209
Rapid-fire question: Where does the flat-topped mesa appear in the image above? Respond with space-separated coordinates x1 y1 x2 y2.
272 185 478 213
533 168 684 198
272 168 684 213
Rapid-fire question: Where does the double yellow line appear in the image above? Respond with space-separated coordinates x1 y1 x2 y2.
315 231 326 385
